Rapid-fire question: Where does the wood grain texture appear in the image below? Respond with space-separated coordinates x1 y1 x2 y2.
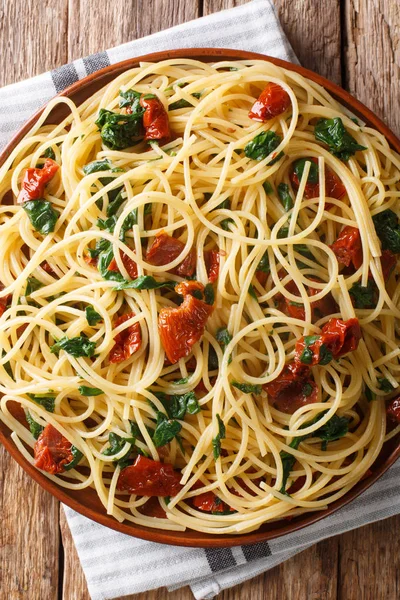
343 0 400 136
1 1 400 600
0 0 68 87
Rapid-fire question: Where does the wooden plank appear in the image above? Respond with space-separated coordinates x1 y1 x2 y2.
343 0 400 136
0 0 68 87
67 0 200 62
0 448 60 600
338 516 400 599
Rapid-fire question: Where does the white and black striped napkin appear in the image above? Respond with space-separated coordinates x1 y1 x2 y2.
1 1 399 599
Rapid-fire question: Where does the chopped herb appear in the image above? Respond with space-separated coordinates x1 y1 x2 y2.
85 305 102 326
25 411 43 439
83 159 113 175
64 446 83 470
27 393 55 412
244 130 283 163
316 415 349 450
277 183 293 211
78 385 103 396
216 198 230 210
365 386 375 402
97 216 117 232
277 226 289 239
95 108 144 150
293 158 319 184
263 181 273 194
23 200 59 235
231 381 262 394
372 210 400 254
204 283 215 305
43 147 55 160
169 391 201 419
170 93 201 110
103 431 136 457
216 327 232 362
119 88 142 111
220 218 234 231
349 281 376 309
212 414 226 459
152 412 182 447
314 117 366 161
96 241 125 283
114 275 175 291
378 377 394 393
25 277 43 296
302 382 314 397
248 283 258 300
257 250 270 274
50 335 96 358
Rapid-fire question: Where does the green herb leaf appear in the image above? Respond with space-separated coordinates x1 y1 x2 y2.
96 241 125 282
208 345 219 371
83 159 112 175
248 283 258 300
204 283 215 305
43 147 56 160
314 117 366 161
349 281 376 309
293 158 319 184
169 391 201 419
220 218 234 231
212 414 226 460
277 183 293 211
85 305 102 326
50 335 96 358
27 393 55 412
263 181 273 194
170 93 201 110
152 412 182 447
23 200 59 235
378 377 394 393
64 446 83 470
25 277 43 296
372 210 400 254
119 88 142 111
103 432 135 456
244 131 283 163
114 275 175 291
257 250 270 274
216 327 232 363
78 385 103 396
95 108 144 150
231 381 262 394
316 415 349 450
25 411 43 439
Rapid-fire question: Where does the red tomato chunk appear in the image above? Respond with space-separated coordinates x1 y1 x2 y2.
146 231 196 278
109 313 142 363
108 251 138 279
117 455 182 496
140 95 170 142
289 157 346 201
17 159 59 204
204 249 220 283
387 397 400 424
249 83 291 122
295 317 361 367
34 424 74 475
192 490 232 513
263 361 318 414
331 226 363 270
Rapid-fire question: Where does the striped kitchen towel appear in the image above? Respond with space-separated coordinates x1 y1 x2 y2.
1 1 399 599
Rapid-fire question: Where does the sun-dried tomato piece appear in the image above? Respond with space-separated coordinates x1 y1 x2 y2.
108 251 138 279
117 455 182 496
387 397 400 423
249 82 291 122
275 272 338 322
331 226 363 270
379 249 397 280
295 317 361 367
263 361 318 414
192 491 232 513
158 282 213 364
109 313 142 363
41 261 57 276
17 159 59 204
146 231 196 277
289 157 346 201
138 496 167 518
34 424 74 474
204 249 220 283
140 94 170 141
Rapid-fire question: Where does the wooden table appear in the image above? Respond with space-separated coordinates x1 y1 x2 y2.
1 1 399 598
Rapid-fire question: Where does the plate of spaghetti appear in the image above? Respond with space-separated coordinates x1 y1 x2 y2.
0 49 400 546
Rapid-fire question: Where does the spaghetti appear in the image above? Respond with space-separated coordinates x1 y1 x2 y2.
0 58 400 534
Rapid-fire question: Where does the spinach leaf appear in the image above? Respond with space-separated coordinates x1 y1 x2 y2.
64 446 83 470
25 411 43 439
220 218 234 231
263 181 273 194
170 93 201 110
314 117 366 161
231 381 262 395
169 391 201 419
216 198 230 210
152 412 182 447
50 335 97 358
277 183 293 211
114 275 175 291
95 108 144 150
216 327 232 363
85 305 102 326
372 210 400 253
97 241 125 282
293 158 319 183
257 250 270 274
279 437 302 494
25 277 43 296
103 432 135 456
204 283 214 306
212 414 226 459
248 283 258 300
23 200 59 235
88 237 111 260
349 280 376 308
244 131 283 163
78 385 103 396
378 377 394 393
119 89 142 111
83 159 113 175
27 393 55 413
43 147 56 160
106 189 126 217
316 415 349 450
208 345 219 371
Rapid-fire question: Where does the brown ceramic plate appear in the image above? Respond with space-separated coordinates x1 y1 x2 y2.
1 48 399 548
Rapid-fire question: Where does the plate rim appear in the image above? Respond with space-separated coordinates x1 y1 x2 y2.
1 47 399 548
